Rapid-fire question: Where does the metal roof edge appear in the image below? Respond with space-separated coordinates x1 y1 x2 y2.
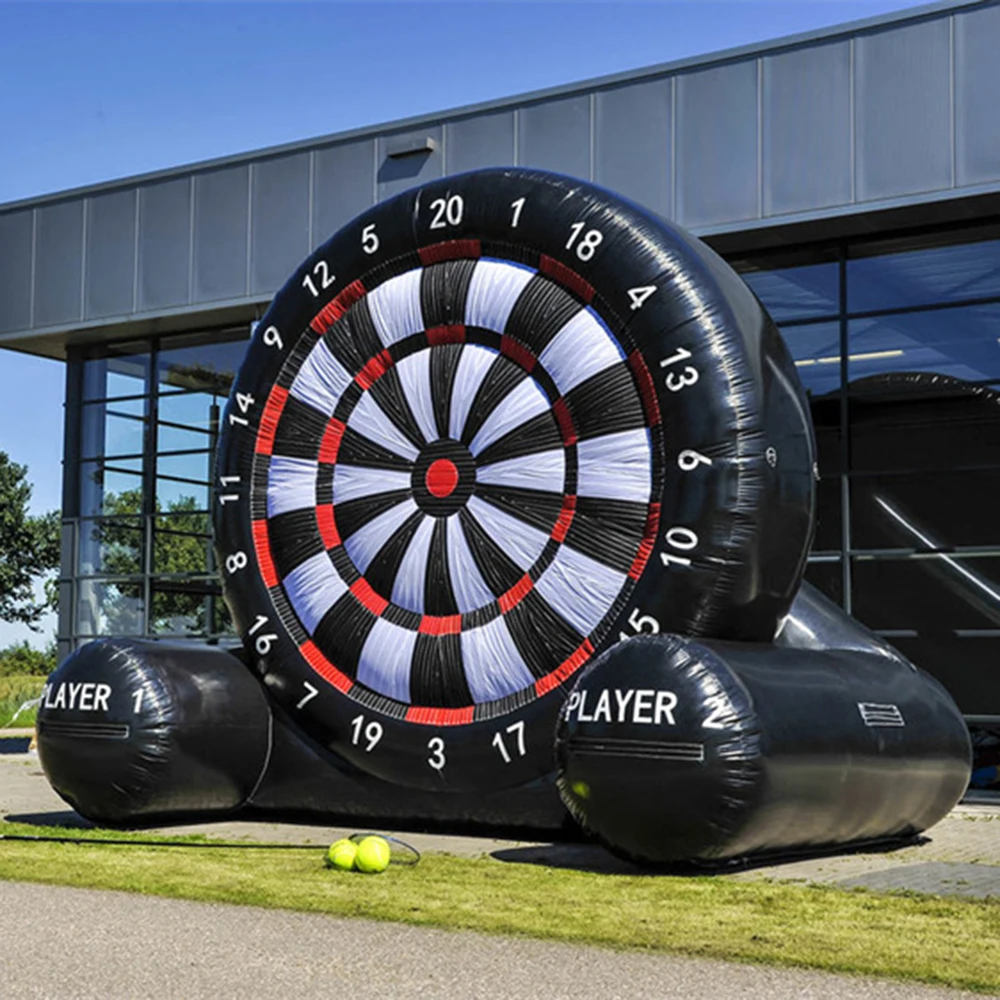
0 0 989 213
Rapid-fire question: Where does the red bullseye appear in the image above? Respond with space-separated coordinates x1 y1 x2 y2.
426 458 459 498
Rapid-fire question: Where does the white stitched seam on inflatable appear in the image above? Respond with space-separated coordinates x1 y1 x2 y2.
469 376 550 456
394 350 438 444
367 269 424 347
283 551 348 634
290 339 353 418
448 344 497 441
332 464 413 506
466 495 549 571
342 498 419 575
475 449 565 495
390 515 436 614
464 258 534 332
539 308 624 397
348 391 421 462
446 515 496 613
357 617 417 703
266 456 318 518
461 615 535 703
576 429 652 503
535 545 627 636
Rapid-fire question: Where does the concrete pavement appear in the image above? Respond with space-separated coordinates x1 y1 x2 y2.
0 881 984 1000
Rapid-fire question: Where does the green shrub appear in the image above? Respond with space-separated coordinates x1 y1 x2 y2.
0 640 57 678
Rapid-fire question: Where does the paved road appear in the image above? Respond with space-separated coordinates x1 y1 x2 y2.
0 882 984 1000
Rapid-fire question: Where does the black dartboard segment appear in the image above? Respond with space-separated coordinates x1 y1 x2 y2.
215 168 816 793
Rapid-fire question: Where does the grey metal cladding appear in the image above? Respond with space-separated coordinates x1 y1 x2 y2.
84 189 136 320
855 19 952 202
676 61 759 228
377 126 443 202
518 95 591 179
763 41 852 217
251 153 310 296
0 211 32 334
193 165 249 302
313 141 376 248
445 112 515 175
35 200 84 328
955 4 1000 188
138 177 191 312
595 79 672 219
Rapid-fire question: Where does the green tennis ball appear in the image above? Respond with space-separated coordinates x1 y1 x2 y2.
354 835 391 873
326 838 358 871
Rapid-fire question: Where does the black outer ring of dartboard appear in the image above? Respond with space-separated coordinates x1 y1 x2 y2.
214 168 816 794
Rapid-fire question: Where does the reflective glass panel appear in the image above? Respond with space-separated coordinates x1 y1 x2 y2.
81 399 147 459
82 343 150 401
851 467 1000 551
848 233 1000 314
780 322 841 397
158 391 223 435
157 421 214 454
852 553 1000 715
76 580 144 636
157 333 247 397
150 580 216 635
804 559 843 606
740 261 839 323
79 459 143 518
157 451 211 486
969 724 1000 793
849 379 1000 474
153 511 211 575
77 517 144 576
156 476 209 512
848 306 1000 386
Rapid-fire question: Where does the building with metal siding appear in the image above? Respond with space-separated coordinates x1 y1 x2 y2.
2 0 1000 784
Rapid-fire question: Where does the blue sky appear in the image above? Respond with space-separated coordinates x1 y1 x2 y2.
0 0 931 645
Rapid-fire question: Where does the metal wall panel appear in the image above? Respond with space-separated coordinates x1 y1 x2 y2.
84 189 136 320
138 178 191 312
518 95 591 180
595 79 672 219
377 126 443 202
0 211 32 334
676 61 759 228
855 20 952 202
763 41 852 217
251 153 310 296
955 4 1000 188
193 165 249 303
313 141 375 247
34 200 83 328
445 112 515 175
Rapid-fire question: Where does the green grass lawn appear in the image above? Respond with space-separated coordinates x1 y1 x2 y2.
0 676 45 728
1 820 998 993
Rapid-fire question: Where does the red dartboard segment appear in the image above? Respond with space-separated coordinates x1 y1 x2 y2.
255 386 289 457
418 239 482 266
300 640 354 693
310 279 366 334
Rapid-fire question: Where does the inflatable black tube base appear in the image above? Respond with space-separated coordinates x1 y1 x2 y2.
36 640 272 825
556 634 971 865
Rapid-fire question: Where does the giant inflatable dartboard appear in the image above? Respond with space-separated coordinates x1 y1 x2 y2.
214 168 815 792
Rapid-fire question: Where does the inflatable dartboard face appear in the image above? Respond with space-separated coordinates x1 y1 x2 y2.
214 168 815 792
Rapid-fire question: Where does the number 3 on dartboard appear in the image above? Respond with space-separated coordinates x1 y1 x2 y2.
427 737 446 771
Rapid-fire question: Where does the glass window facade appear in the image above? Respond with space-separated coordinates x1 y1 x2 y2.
63 327 250 649
736 223 1000 797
